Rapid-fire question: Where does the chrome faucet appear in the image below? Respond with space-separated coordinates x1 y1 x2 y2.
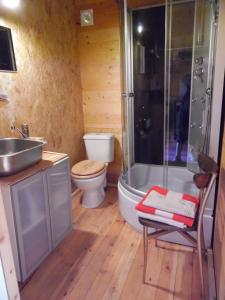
11 123 29 138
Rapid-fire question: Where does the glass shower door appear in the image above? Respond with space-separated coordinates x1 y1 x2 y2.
164 0 196 192
164 0 216 176
187 0 217 172
126 0 166 192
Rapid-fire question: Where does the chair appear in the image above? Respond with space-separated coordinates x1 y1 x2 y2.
138 153 218 295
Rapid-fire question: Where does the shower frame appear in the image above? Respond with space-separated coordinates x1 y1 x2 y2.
121 0 218 195
119 0 221 248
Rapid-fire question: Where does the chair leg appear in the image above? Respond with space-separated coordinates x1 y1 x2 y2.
197 225 204 297
143 225 148 284
201 226 207 260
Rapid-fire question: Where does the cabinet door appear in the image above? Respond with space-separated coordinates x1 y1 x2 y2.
11 172 52 281
47 158 72 248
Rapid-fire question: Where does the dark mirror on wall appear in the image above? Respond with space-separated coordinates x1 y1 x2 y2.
0 26 17 72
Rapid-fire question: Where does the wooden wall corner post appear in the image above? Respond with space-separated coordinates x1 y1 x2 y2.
0 185 20 300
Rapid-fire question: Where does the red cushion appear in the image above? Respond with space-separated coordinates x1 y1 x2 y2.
136 185 199 227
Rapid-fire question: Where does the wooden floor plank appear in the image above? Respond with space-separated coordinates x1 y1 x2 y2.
21 229 97 300
73 188 118 234
191 251 203 300
119 240 146 300
66 219 125 300
20 187 203 300
148 241 179 300
72 190 86 219
83 225 140 300
101 227 141 300
136 240 165 300
174 248 193 300
50 195 123 299
50 221 124 299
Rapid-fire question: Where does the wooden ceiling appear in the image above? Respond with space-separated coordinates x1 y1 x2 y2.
127 0 165 9
76 0 165 10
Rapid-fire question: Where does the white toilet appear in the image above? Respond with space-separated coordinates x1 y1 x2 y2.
71 133 114 208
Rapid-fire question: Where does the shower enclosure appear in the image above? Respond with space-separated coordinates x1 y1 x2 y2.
118 0 219 247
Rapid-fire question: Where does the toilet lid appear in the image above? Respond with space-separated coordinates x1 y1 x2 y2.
71 160 105 177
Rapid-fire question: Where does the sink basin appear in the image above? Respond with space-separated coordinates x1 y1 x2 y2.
0 138 45 176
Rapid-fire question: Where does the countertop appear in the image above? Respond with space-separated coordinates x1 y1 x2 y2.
0 151 68 186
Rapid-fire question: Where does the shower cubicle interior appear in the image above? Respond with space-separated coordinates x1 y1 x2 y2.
121 0 218 199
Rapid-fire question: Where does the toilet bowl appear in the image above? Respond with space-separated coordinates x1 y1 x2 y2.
71 133 114 208
71 160 107 208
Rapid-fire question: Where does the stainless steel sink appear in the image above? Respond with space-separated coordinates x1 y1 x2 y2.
0 138 45 176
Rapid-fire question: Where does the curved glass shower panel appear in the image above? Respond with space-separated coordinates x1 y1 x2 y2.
187 0 216 172
163 0 198 195
125 0 166 192
164 1 195 170
133 5 165 166
120 0 216 195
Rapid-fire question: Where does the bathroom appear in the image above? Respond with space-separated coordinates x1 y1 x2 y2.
0 0 225 299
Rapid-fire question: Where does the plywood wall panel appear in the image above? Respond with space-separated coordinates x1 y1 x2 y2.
77 0 122 183
0 0 84 165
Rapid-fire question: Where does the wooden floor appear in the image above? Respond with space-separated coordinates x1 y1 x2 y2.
21 187 203 300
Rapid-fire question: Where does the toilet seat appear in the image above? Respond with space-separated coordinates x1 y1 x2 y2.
71 168 106 179
71 160 106 179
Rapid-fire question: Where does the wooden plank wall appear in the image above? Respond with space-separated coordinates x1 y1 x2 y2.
128 0 163 8
212 1 225 298
214 123 225 299
75 0 122 184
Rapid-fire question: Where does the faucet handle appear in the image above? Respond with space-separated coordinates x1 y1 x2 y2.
10 123 29 138
21 124 29 138
10 123 16 131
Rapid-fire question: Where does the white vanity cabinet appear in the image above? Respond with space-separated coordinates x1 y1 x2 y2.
46 158 72 248
12 171 52 281
1 155 72 282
